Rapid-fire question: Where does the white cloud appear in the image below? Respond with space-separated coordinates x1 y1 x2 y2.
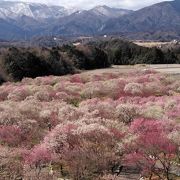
1 0 173 9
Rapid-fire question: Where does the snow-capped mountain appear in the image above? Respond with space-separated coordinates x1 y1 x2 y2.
91 5 133 18
0 1 73 20
0 1 133 40
47 6 132 37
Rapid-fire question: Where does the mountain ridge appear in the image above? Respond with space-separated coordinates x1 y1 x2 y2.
0 1 132 40
102 0 180 39
0 1 71 20
0 0 180 40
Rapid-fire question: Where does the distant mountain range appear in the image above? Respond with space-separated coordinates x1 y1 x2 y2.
102 0 180 40
0 0 180 40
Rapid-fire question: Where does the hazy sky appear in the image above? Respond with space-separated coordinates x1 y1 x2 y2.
1 0 172 9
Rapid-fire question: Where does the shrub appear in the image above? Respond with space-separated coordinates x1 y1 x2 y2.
125 119 178 180
0 125 23 146
124 83 143 96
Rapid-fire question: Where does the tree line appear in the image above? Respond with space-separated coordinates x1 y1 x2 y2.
90 39 180 65
0 39 179 83
0 45 110 82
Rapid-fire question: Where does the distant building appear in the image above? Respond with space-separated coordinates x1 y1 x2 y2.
73 42 81 46
171 39 178 44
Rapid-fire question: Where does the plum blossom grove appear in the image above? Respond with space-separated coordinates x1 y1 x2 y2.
0 69 179 179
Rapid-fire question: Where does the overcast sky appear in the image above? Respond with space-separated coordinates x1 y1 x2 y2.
1 0 172 9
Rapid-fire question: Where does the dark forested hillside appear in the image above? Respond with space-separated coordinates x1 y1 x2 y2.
0 44 110 82
0 39 179 83
90 39 179 65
